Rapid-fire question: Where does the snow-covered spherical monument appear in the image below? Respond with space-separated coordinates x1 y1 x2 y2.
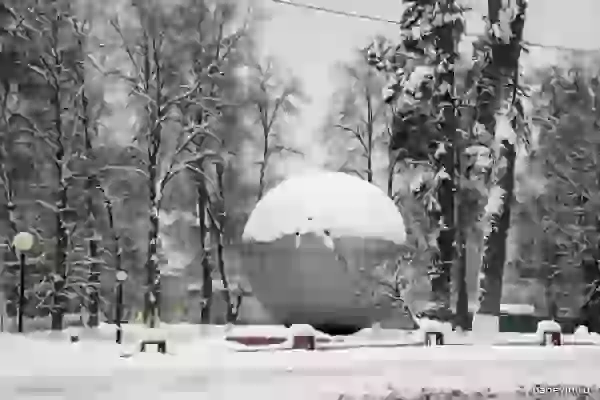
242 171 412 332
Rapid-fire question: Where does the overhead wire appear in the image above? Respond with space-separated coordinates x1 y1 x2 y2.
272 0 600 52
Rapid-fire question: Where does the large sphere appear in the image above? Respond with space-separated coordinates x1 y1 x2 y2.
242 171 413 331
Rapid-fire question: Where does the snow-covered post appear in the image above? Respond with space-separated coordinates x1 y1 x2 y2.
419 319 449 346
290 324 316 350
537 320 562 346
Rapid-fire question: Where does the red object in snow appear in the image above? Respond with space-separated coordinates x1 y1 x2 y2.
226 335 331 347
226 336 286 346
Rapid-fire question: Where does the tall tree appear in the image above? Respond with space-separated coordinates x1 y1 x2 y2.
69 15 105 327
156 0 256 324
0 3 37 326
369 0 466 318
533 64 600 328
104 0 234 326
475 0 528 323
9 1 90 330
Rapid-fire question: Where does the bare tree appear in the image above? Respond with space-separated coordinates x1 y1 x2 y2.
326 48 391 185
102 0 229 327
171 1 253 324
246 57 305 201
18 3 84 330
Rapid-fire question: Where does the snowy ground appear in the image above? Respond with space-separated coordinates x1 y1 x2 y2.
1 324 599 400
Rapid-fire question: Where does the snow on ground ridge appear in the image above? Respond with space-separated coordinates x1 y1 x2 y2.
242 171 406 244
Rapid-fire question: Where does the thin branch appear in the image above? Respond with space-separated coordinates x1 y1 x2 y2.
268 145 304 158
185 164 219 193
159 131 223 199
99 165 149 179
338 164 366 180
335 124 368 153
159 80 203 114
206 203 223 234
110 18 139 72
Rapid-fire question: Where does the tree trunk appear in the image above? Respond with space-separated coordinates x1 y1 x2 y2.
387 157 394 198
51 88 67 331
97 184 122 273
366 92 374 184
455 129 469 330
144 169 160 327
0 25 21 329
214 163 234 322
433 125 455 314
455 214 469 329
82 101 100 327
143 124 161 327
429 1 458 316
478 0 526 317
258 132 268 201
479 140 515 315
142 32 164 328
87 238 99 326
1 168 19 322
198 184 212 324
52 180 68 331
367 149 373 183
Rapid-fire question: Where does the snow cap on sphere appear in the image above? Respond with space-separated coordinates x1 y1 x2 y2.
242 171 406 244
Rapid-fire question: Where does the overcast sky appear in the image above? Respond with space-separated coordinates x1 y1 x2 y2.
257 0 600 172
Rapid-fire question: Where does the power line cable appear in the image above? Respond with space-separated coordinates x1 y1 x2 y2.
273 0 403 24
272 0 600 52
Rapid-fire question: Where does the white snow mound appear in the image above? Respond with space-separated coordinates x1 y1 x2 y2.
290 324 317 336
536 320 561 333
574 325 589 337
242 171 406 244
417 318 452 335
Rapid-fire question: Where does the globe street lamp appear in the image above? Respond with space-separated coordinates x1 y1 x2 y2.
12 232 34 333
115 270 128 344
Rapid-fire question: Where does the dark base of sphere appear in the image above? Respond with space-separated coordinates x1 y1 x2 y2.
243 234 411 331
283 321 361 335
313 323 362 336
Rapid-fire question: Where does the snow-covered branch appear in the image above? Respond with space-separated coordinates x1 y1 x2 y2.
335 124 368 153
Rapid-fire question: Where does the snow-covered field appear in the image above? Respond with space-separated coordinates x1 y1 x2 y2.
1 324 599 400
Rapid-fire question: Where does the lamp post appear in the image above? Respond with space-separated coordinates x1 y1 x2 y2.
115 270 128 344
12 232 34 333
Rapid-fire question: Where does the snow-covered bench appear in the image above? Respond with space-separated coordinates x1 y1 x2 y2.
140 327 168 353
290 324 317 350
537 320 562 346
